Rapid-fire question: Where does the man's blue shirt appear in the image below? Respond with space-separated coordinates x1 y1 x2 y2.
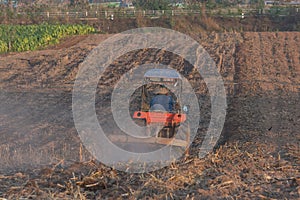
150 95 174 112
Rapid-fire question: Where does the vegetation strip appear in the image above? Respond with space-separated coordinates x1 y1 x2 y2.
0 23 96 53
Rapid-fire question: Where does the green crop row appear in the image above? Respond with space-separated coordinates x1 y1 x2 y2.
0 23 96 53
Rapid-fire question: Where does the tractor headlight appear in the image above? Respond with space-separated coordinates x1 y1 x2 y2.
183 105 189 114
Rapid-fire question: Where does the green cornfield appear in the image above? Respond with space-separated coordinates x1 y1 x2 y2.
0 23 96 53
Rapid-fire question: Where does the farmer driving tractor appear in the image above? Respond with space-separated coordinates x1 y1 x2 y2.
150 85 174 112
132 69 190 155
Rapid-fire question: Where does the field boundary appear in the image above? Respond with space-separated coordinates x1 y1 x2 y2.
9 7 300 20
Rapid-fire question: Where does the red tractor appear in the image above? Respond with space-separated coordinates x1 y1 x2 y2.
133 69 190 154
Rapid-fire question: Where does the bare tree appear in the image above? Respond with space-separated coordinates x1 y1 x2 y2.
70 0 89 7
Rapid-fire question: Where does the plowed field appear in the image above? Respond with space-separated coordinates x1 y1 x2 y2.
0 32 299 199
